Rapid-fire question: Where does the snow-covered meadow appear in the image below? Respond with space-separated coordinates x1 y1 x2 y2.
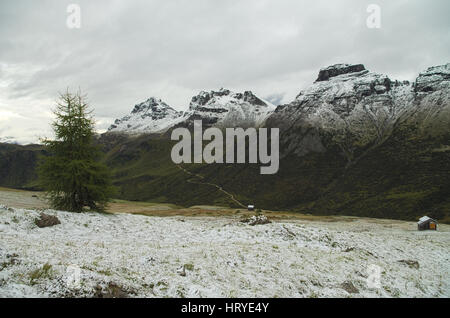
0 205 449 298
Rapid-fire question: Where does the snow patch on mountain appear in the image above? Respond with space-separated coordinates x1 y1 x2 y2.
183 88 276 128
266 63 450 158
105 63 449 140
108 97 183 134
0 136 18 144
107 89 276 135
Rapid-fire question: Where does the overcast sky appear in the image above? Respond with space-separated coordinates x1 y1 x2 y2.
0 0 449 144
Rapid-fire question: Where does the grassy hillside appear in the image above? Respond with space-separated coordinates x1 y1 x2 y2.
99 134 234 207
305 117 450 223
97 124 449 223
1 122 449 223
0 143 45 190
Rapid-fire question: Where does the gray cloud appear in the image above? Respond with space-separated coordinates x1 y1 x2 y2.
0 0 449 143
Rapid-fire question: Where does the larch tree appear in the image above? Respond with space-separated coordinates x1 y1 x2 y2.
38 90 115 212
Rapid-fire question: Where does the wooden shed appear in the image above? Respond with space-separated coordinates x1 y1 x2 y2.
417 216 437 231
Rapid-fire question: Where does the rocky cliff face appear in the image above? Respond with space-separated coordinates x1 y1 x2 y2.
107 64 449 143
108 97 183 134
266 63 449 162
315 63 366 82
409 64 450 135
180 88 275 129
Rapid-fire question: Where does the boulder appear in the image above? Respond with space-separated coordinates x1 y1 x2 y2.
340 281 359 294
34 212 61 228
241 214 271 226
93 282 129 298
397 259 420 269
177 265 186 276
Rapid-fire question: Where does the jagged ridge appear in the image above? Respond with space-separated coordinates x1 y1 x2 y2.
182 88 275 128
108 89 276 134
267 63 449 161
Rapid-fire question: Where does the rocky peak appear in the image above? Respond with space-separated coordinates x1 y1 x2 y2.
108 97 183 133
185 88 276 128
315 64 366 82
414 63 450 93
239 91 267 106
295 64 396 105
130 97 176 116
267 63 450 159
189 88 267 109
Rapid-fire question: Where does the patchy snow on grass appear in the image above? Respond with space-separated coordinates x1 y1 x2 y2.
0 205 449 298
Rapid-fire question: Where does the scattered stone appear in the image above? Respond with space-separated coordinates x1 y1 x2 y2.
93 282 129 298
241 214 271 226
340 281 359 294
34 212 61 228
398 260 420 269
364 250 377 258
177 265 186 276
282 225 296 237
0 254 20 270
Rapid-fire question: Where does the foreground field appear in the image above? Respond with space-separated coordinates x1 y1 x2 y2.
0 202 449 297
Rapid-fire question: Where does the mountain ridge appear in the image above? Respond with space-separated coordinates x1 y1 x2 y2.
107 88 276 135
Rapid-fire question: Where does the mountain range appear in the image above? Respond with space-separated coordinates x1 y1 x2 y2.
1 63 449 222
107 88 276 134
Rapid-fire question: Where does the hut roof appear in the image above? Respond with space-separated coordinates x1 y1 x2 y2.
418 216 437 224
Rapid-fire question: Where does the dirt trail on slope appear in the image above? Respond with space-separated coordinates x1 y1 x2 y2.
176 165 247 208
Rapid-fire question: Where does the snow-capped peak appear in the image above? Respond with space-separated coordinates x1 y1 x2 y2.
108 97 183 134
107 89 277 135
267 63 450 158
184 88 276 128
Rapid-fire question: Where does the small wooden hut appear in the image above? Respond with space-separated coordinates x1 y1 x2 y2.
417 216 437 231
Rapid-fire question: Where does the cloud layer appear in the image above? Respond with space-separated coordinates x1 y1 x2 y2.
0 0 449 143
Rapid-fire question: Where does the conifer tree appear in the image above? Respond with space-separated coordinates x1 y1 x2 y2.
38 90 115 212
